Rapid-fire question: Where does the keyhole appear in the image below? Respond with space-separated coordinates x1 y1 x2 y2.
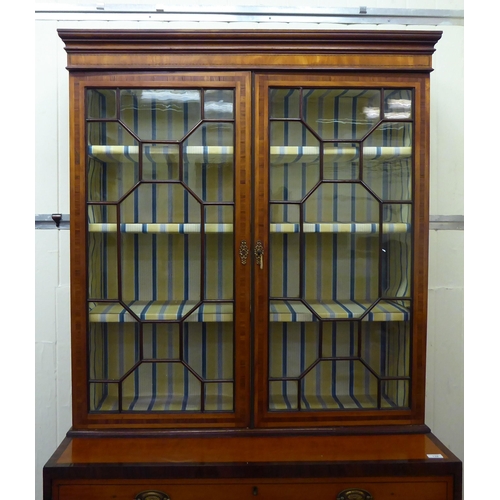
252 486 258 496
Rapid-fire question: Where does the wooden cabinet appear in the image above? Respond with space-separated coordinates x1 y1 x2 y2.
43 29 462 499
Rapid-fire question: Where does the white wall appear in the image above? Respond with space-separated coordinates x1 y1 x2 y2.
34 4 464 500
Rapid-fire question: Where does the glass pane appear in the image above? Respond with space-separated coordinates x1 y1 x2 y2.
87 89 116 119
90 383 119 411
301 360 378 410
363 122 412 201
269 380 298 410
269 322 319 378
143 323 180 360
120 89 201 141
204 206 234 300
183 322 234 380
322 322 359 358
121 362 202 412
361 320 410 379
269 233 300 299
304 183 378 224
204 89 234 119
89 322 140 380
303 184 379 318
384 89 412 120
87 122 139 202
142 143 180 181
269 88 300 119
303 89 381 140
382 205 411 297
205 383 234 411
381 380 410 408
183 122 234 202
323 143 360 180
269 205 300 298
270 121 320 201
88 206 118 299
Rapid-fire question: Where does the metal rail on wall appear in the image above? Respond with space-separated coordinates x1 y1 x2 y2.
35 214 464 230
35 5 463 25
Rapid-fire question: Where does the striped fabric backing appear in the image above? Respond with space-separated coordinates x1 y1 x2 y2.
89 321 234 412
85 87 413 413
87 89 235 412
268 88 412 410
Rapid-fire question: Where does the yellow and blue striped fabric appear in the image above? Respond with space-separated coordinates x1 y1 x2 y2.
86 88 236 412
268 88 413 410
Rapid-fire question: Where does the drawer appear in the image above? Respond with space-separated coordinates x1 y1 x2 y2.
54 477 454 500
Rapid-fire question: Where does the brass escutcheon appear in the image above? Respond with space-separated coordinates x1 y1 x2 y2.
239 240 249 265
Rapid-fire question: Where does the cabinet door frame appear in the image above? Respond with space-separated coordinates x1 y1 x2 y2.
253 72 430 429
69 71 253 430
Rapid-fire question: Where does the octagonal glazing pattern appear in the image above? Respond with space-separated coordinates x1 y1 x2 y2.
267 86 414 412
86 87 237 415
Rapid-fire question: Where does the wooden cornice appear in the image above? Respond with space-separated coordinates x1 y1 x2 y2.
58 29 442 72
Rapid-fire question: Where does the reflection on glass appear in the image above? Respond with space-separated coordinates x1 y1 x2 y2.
303 88 380 140
120 89 201 140
204 89 234 119
384 89 412 120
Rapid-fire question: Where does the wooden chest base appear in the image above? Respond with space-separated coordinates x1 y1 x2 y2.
44 432 462 500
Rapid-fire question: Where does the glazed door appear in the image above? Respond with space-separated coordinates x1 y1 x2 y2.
253 74 429 428
71 73 252 429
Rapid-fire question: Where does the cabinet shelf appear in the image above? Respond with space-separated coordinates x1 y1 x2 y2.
88 145 412 164
270 300 409 322
88 223 234 233
89 299 409 323
88 222 410 234
89 301 233 322
271 223 410 233
93 393 233 413
269 391 399 411
88 145 234 164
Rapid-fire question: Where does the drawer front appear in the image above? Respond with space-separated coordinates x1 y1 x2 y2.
55 477 453 500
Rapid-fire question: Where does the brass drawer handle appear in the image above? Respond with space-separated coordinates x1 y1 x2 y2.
135 491 170 500
337 489 373 500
